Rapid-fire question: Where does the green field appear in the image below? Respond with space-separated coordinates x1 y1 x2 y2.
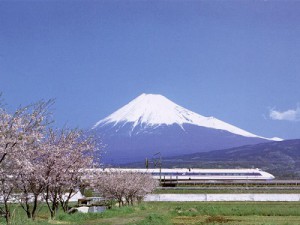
3 202 300 225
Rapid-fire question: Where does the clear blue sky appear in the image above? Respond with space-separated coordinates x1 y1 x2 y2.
1 1 300 140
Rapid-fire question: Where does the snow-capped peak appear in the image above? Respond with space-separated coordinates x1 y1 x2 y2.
93 93 282 141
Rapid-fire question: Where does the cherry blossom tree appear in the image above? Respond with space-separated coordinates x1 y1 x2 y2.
42 128 97 219
0 100 52 223
91 169 158 207
16 142 48 220
124 172 158 205
0 148 16 224
0 97 102 222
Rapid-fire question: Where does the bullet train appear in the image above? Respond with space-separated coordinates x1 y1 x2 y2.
99 168 275 181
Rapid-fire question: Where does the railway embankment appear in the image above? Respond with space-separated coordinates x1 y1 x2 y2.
145 193 300 202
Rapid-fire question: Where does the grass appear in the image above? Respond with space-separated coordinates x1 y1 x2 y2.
2 202 300 225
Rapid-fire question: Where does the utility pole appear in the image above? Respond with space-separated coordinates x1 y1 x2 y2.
145 158 149 169
153 152 162 185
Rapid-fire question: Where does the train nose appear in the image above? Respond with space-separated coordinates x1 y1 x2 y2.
267 173 275 180
262 171 275 180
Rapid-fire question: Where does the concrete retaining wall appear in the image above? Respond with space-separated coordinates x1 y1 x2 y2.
144 194 300 202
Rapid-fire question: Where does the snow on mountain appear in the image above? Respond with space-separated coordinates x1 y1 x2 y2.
93 93 281 141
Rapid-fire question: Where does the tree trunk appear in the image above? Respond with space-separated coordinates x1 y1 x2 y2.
31 195 39 220
130 197 134 206
60 189 73 212
4 200 10 224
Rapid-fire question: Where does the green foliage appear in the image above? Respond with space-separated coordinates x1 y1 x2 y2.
139 205 147 210
132 213 171 225
56 211 104 222
83 189 94 197
3 202 300 225
103 205 135 216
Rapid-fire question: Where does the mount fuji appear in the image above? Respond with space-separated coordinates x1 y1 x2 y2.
92 93 281 164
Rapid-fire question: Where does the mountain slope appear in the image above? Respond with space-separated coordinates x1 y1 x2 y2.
155 139 300 179
92 93 281 164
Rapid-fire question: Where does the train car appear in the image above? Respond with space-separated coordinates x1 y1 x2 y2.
100 168 275 181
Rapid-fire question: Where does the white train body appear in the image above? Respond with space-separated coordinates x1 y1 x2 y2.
100 168 275 181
